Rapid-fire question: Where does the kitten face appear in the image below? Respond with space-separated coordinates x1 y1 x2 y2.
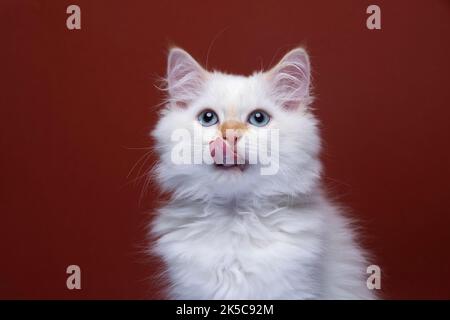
152 48 322 202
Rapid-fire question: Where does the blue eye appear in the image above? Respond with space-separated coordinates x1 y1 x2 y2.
248 110 270 127
198 109 218 127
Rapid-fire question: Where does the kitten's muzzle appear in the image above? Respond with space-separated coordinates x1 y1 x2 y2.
209 137 245 168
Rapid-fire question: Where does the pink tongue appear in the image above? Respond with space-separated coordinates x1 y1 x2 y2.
209 137 238 165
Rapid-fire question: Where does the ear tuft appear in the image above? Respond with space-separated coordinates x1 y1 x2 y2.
166 48 206 107
267 48 311 109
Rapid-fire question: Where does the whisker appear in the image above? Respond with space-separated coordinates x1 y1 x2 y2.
126 149 153 179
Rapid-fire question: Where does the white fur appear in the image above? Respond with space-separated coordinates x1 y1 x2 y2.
149 48 377 299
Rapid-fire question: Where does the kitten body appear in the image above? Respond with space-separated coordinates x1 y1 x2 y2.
150 48 377 299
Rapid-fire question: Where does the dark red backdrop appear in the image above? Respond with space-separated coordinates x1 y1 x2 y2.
1 0 449 299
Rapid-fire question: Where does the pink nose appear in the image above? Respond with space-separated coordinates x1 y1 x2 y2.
209 137 239 165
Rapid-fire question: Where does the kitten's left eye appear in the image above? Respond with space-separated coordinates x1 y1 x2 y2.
248 110 270 127
198 109 219 127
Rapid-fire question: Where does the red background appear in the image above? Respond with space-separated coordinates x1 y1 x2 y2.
1 0 449 299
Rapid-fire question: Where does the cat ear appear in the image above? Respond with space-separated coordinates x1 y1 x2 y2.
266 48 311 110
166 48 207 107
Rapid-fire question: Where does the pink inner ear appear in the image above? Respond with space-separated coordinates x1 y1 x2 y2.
166 49 206 106
270 49 311 110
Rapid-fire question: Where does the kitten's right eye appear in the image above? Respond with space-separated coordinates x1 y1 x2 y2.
198 109 219 127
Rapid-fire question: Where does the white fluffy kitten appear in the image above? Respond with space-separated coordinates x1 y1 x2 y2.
150 47 377 299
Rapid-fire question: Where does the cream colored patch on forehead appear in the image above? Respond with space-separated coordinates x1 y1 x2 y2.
224 106 238 120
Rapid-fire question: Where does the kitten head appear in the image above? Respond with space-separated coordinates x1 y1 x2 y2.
151 47 321 203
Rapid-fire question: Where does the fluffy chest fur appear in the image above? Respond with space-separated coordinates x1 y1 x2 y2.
151 196 370 299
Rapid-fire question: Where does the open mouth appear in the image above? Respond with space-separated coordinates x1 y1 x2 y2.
214 163 248 171
209 137 247 171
